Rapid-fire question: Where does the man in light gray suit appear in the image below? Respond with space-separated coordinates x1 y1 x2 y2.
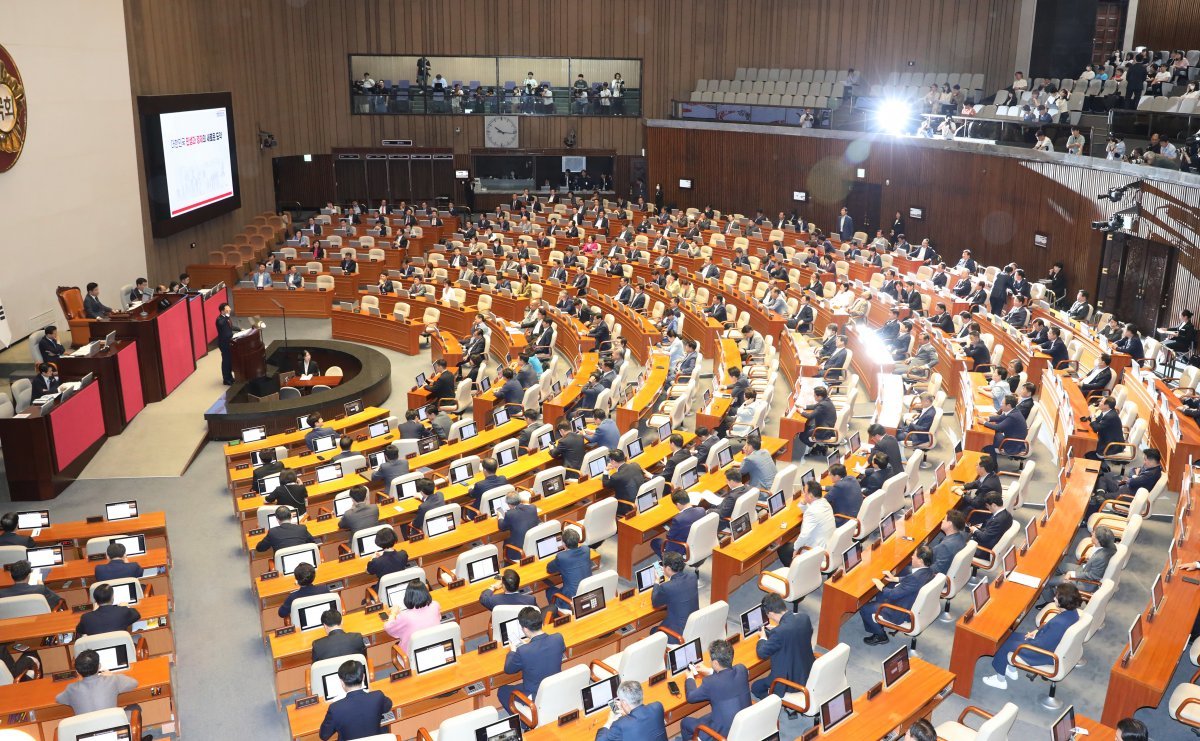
338 485 380 534
1038 526 1116 605
739 325 765 362
55 649 137 714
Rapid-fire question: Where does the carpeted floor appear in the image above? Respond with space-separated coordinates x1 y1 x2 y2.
0 318 1190 739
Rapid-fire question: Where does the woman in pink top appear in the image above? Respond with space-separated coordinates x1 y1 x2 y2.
383 580 442 657
580 235 600 255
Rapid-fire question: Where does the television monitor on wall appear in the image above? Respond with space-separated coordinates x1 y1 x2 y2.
137 92 242 237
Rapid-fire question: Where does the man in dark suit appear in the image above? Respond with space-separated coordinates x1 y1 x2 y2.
860 545 936 644
965 331 991 371
317 661 392 740
76 583 141 637
423 359 456 404
693 427 722 469
821 335 849 381
982 395 1028 457
825 464 863 519
865 423 903 480
470 457 510 510
1014 382 1036 420
629 286 648 313
397 410 426 439
753 593 815 698
411 479 444 532
550 419 587 475
602 450 646 505
0 513 34 548
651 488 706 558
95 541 144 581
461 328 486 359
277 561 330 619
1086 396 1125 462
896 395 937 449
254 507 317 554
337 485 380 535
1067 290 1092 321
0 560 63 608
681 639 752 741
1039 326 1069 370
1115 325 1145 362
836 207 854 242
660 434 692 483
929 304 955 334
545 528 593 608
797 386 837 457
312 609 366 663
82 282 112 319
215 302 235 385
498 606 567 711
955 250 978 273
370 445 410 488
31 363 61 398
1079 354 1114 395
338 251 357 275
596 681 668 741
481 569 538 611
930 511 970 575
651 551 699 643
957 455 1001 515
969 492 1013 557
498 492 539 563
988 266 1014 316
304 413 338 452
38 325 65 361
364 527 408 591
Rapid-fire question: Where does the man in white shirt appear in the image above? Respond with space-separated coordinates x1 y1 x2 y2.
610 73 625 115
1033 130 1054 152
777 480 835 566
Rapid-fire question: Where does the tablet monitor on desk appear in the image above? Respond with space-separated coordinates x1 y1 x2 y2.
312 435 338 454
498 616 523 648
1002 545 1018 575
356 531 383 556
879 512 897 541
102 331 117 349
535 533 564 560
77 724 132 741
679 468 699 489
626 439 643 459
321 669 366 702
731 513 752 540
657 420 672 442
882 645 911 688
537 431 553 450
110 581 139 605
333 495 354 518
572 586 605 618
847 431 861 454
825 451 841 470
449 463 473 485
413 639 458 674
820 687 854 732
741 604 767 638
368 421 390 439
475 714 522 741
16 510 49 529
935 462 947 485
316 464 343 484
105 501 139 522
297 415 313 430
766 491 786 515
1025 518 1039 549
425 513 456 537
717 446 734 468
588 456 608 479
94 644 130 672
842 542 863 572
541 473 565 496
572 415 587 433
26 545 63 569
279 549 316 577
367 451 387 469
466 554 499 583
971 578 991 612
582 676 620 715
112 534 146 557
298 599 338 632
241 426 267 443
800 468 816 488
417 404 435 421
911 486 926 513
415 372 427 387
418 435 439 454
551 381 562 396
635 489 658 514
260 473 282 493
635 562 663 592
459 422 478 441
496 446 517 467
1050 706 1077 741
492 408 509 427
667 637 703 675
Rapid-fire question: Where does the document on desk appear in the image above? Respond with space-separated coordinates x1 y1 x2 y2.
233 328 254 339
688 490 726 507
300 374 313 381
1007 571 1041 588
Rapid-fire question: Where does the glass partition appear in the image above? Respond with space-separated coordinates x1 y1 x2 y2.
349 55 641 117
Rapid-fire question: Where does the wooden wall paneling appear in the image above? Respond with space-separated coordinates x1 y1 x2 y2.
1132 0 1200 52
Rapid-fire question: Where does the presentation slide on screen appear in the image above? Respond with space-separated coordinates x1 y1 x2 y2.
159 107 234 217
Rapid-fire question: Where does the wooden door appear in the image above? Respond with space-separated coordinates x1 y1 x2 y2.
1097 232 1173 331
1093 2 1125 65
844 183 882 237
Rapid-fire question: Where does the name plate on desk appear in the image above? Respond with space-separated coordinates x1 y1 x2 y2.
390 669 411 682
235 463 250 470
260 570 279 581
365 603 384 614
295 695 319 709
249 527 265 536
242 493 257 500
447 578 466 589
73 604 91 613
649 670 667 686
88 553 106 562
552 614 572 627
478 640 498 654
275 626 296 637
618 589 634 601
53 671 79 682
338 552 355 562
318 513 334 522
520 555 535 565
558 710 581 726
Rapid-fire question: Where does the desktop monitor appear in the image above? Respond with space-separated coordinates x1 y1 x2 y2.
847 431 861 454
481 376 493 390
635 562 664 592
449 463 473 485
418 435 439 454
413 639 457 674
535 533 564 559
825 451 841 470
1051 706 1077 741
492 408 509 427
1128 613 1145 658
667 638 703 675
935 462 947 485
882 645 911 688
552 381 562 396
497 447 517 467
367 451 387 469
1002 546 1018 575
94 644 131 672
416 404 432 421
588 456 608 478
425 513 456 537
879 512 897 541
241 426 266 443
842 542 863 572
730 513 752 539
537 431 553 450
297 414 313 430
26 545 64 569
333 496 354 518
397 479 421 500
657 421 672 441
582 676 620 715
316 464 343 483
298 599 338 631
571 415 586 433
15 510 49 529
541 473 566 496
368 420 390 438
1152 573 1165 614
741 604 767 638
279 549 317 576
636 489 658 514
321 669 366 701
312 435 338 454
819 687 854 732
971 579 991 612
1045 490 1057 520
105 501 139 522
475 714 522 741
110 581 139 605
800 469 816 488
498 616 523 648
466 554 500 583
766 491 785 515
572 587 605 618
716 446 734 468
679 468 699 489
356 532 383 556
250 450 266 467
911 487 926 512
260 473 283 493
1025 518 1039 549
626 439 643 459
111 534 146 557
344 399 363 416
459 422 478 441
78 725 132 741
415 372 427 387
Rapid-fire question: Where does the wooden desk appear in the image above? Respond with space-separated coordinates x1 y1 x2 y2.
1034 307 1132 380
1123 370 1200 491
431 330 464 368
961 371 998 452
231 286 334 319
331 306 422 355
1040 368 1098 459
817 452 980 649
845 324 896 400
223 407 388 464
820 658 954 739
87 293 196 403
55 338 144 435
543 354 599 427
695 339 740 435
615 436 787 579
616 354 670 431
0 379 107 501
29 512 168 548
949 459 1099 696
284 375 344 389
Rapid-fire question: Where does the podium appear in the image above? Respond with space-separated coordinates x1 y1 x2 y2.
231 328 267 382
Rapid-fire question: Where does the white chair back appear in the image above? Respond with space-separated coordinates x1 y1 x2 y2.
310 654 367 702
682 601 729 648
525 664 591 728
579 498 619 547
614 632 669 682
726 694 782 738
0 594 49 619
56 708 131 741
378 567 427 608
683 512 720 567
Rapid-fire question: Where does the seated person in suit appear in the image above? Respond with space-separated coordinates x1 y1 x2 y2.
277 561 329 619
397 409 427 440
603 449 647 505
329 435 357 462
410 478 444 534
796 386 837 458
777 480 836 567
76 582 141 637
38 325 65 361
312 608 367 664
251 447 285 493
897 392 938 446
337 485 379 533
0 512 35 548
660 434 692 483
981 394 1028 457
265 469 309 517
304 413 338 452
860 545 936 645
752 593 816 698
825 464 864 519
1084 395 1124 464
1079 353 1114 395
422 359 456 404
969 492 1013 557
651 551 700 644
956 455 1001 517
297 350 321 376
481 568 538 611
545 527 592 609
982 583 1084 689
255 506 316 554
651 488 706 559
680 639 752 741
859 451 891 496
95 541 143 581
364 526 409 591
930 511 970 575
54 649 138 715
317 660 393 741
338 251 357 275
498 491 539 563
370 444 410 487
551 419 587 475
470 457 509 510
1037 526 1116 605
285 265 305 289
0 559 63 609
82 282 112 319
497 606 567 712
31 363 61 398
596 680 668 741
1039 326 1069 370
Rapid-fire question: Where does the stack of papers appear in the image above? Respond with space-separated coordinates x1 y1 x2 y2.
1007 571 1041 588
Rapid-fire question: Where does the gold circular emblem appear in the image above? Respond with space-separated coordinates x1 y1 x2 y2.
0 44 28 172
